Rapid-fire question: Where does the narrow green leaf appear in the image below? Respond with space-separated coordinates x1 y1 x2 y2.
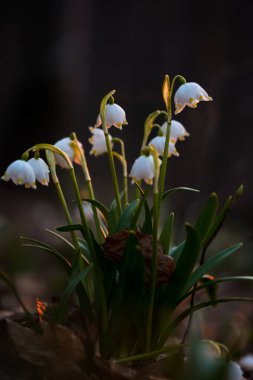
0 271 31 315
195 193 218 243
162 187 199 201
185 243 242 292
56 224 83 233
159 212 174 254
21 237 71 272
108 198 118 234
166 297 253 339
53 264 94 322
131 187 150 229
178 276 253 305
142 200 153 234
115 199 139 232
170 240 185 261
163 224 200 307
45 228 75 250
101 232 145 358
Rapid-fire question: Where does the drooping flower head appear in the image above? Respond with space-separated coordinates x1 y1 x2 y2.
1 159 36 189
148 136 179 157
161 120 190 143
174 82 212 115
129 155 161 185
54 137 83 169
89 127 113 156
96 103 127 129
28 158 50 186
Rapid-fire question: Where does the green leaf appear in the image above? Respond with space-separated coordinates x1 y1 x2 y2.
166 297 253 339
162 75 170 111
195 193 218 244
53 264 94 323
163 224 200 307
108 199 118 234
21 236 71 273
115 199 139 232
45 228 75 250
81 198 109 222
185 243 242 292
56 224 83 233
0 271 31 316
131 187 150 229
162 187 199 201
142 200 153 234
101 232 145 358
159 212 174 254
170 240 185 261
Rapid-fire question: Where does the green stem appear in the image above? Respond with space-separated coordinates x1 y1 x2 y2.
146 151 160 352
71 133 104 244
46 150 80 253
103 130 122 215
30 144 108 332
158 118 171 198
112 138 128 205
69 167 108 331
99 90 122 216
55 181 80 251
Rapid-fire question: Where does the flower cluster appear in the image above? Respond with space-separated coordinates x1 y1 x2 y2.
2 80 212 190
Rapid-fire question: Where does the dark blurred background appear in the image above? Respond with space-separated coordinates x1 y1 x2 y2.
0 0 253 319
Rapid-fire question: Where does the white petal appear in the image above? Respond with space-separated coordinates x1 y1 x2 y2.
2 160 36 189
28 158 50 185
129 155 155 184
162 120 190 142
96 103 127 129
89 127 112 156
54 137 82 168
174 82 212 114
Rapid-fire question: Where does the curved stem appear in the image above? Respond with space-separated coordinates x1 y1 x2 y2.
45 150 80 254
100 91 122 216
112 138 128 205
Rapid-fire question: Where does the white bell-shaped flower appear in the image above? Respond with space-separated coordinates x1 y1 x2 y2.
227 361 243 380
174 82 212 114
54 137 83 169
1 159 36 189
95 103 127 129
129 155 160 185
239 354 253 372
161 120 190 142
89 127 113 156
149 136 179 157
28 158 50 186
